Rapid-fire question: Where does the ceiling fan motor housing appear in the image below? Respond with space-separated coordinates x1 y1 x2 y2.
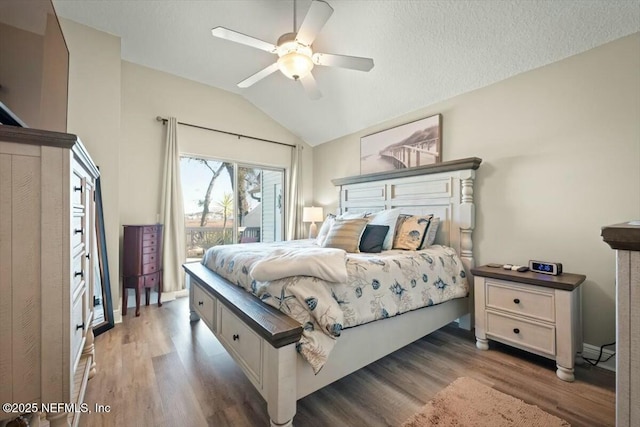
276 32 314 80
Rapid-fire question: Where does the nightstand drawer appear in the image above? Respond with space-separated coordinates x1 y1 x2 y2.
486 311 555 356
219 304 262 386
486 280 555 322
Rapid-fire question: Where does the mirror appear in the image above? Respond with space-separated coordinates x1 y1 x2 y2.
92 176 114 335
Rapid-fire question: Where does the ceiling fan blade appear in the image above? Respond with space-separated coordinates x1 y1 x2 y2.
299 73 322 100
312 52 374 72
211 27 277 53
237 63 279 88
296 0 334 46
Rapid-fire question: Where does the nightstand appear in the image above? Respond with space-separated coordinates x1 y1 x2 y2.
471 265 586 382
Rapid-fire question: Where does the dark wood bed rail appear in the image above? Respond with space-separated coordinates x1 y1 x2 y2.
183 262 303 348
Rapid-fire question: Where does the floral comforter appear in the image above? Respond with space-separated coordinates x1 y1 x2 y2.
201 240 468 373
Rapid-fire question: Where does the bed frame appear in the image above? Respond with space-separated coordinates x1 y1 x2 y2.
183 157 481 426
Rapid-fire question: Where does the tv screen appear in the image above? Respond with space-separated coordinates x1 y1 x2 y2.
0 0 68 132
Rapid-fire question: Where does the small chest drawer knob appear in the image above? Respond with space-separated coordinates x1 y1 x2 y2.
233 334 239 341
513 298 520 304
513 328 520 334
198 301 203 306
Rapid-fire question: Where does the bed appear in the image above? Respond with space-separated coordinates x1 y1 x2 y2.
183 157 481 426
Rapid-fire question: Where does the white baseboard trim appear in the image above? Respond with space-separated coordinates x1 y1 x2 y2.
581 343 616 372
161 289 189 301
113 308 122 324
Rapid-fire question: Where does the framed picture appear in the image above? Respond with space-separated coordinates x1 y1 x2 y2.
360 114 442 174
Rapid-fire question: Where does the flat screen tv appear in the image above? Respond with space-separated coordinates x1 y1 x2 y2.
0 0 68 132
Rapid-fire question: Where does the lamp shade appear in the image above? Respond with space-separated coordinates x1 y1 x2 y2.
303 206 323 223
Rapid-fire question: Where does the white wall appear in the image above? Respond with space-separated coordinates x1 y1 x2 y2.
313 33 640 347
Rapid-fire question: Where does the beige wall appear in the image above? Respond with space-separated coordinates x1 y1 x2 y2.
313 33 640 347
61 19 121 318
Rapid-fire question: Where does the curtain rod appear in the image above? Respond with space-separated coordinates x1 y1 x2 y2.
155 116 297 149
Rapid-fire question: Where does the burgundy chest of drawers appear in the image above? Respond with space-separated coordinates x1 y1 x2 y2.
122 224 163 316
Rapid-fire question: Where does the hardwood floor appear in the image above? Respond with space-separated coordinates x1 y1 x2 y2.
82 297 615 427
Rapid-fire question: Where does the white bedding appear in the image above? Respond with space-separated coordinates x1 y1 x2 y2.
201 240 469 373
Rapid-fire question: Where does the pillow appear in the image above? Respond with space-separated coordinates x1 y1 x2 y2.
393 214 433 250
337 211 368 219
367 208 401 251
315 214 336 245
420 216 440 248
359 225 390 253
322 218 369 252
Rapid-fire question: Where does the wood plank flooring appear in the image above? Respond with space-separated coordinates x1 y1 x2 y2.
81 297 615 426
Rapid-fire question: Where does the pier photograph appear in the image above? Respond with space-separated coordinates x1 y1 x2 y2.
360 114 441 174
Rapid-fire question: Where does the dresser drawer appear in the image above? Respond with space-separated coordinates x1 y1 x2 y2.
143 253 159 265
71 289 86 366
143 232 158 241
72 253 85 294
143 225 159 234
144 272 160 288
142 237 159 248
193 283 216 328
71 173 83 206
72 215 84 250
142 263 158 274
142 245 157 254
486 311 555 356
219 304 263 386
486 280 555 322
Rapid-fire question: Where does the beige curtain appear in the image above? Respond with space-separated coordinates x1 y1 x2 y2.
286 144 303 240
160 117 186 292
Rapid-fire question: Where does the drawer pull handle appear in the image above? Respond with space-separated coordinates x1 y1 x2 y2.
513 328 520 334
74 270 84 278
513 298 520 304
76 323 85 331
73 186 83 193
198 301 203 306
74 228 83 235
233 334 239 341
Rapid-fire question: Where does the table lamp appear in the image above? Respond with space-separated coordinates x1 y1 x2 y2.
303 206 324 239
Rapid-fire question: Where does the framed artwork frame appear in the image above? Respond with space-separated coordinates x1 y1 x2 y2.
360 114 442 174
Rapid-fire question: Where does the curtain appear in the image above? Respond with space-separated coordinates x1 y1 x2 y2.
286 144 303 240
160 117 186 292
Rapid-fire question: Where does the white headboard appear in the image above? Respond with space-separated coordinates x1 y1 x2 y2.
332 157 481 276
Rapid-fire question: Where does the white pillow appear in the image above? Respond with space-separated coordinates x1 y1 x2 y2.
315 214 336 246
337 211 368 219
420 217 440 249
367 208 401 251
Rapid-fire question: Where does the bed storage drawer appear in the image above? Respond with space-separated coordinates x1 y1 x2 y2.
219 304 263 387
486 311 555 356
486 279 555 322
193 283 216 329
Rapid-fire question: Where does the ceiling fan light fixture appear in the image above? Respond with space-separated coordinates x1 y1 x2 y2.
277 52 314 80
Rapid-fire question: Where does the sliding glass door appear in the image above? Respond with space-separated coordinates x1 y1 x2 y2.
180 156 284 259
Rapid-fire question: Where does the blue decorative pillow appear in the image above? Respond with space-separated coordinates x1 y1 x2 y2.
359 225 390 253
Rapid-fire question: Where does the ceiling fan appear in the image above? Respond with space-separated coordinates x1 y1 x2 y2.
211 0 374 100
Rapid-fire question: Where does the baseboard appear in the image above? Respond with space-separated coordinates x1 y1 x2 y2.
113 308 122 324
161 289 189 301
581 343 616 372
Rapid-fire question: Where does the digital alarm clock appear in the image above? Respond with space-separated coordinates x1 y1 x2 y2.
528 260 563 275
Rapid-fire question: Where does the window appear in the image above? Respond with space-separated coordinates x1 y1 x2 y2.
181 156 284 259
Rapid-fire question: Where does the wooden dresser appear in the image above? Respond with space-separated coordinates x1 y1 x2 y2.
0 127 99 427
602 222 640 427
122 224 163 317
472 265 585 382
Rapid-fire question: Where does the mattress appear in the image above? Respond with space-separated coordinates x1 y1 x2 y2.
201 240 468 373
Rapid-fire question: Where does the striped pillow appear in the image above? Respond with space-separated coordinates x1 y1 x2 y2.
322 218 369 252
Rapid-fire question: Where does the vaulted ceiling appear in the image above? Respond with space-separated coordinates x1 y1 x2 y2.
52 0 640 146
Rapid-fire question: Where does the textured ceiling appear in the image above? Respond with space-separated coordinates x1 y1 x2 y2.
52 0 640 146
